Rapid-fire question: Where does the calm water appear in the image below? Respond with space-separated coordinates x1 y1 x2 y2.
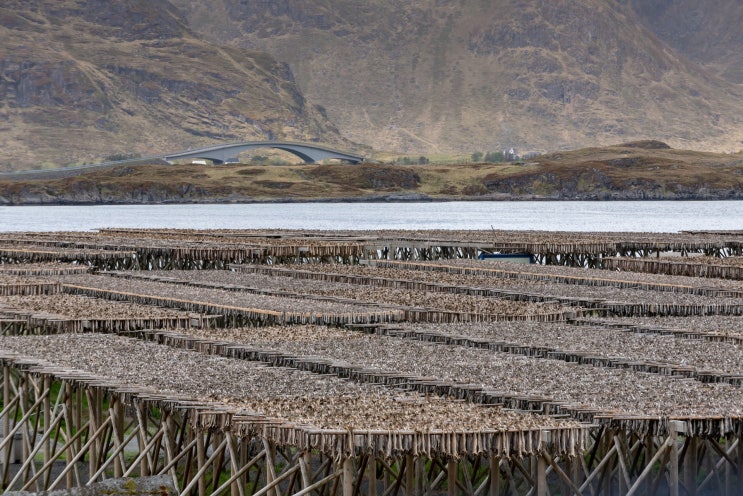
1 201 742 232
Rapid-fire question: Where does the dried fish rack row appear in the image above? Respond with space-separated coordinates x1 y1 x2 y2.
231 263 743 317
92 227 742 244
0 244 364 270
0 245 138 269
605 256 743 280
5 229 742 269
365 258 743 295
0 308 204 335
63 283 403 327
2 337 742 493
583 315 743 337
0 351 601 495
0 263 90 276
147 329 743 430
573 317 743 344
146 324 743 438
0 280 61 296
368 259 743 295
103 270 573 323
400 320 743 376
0 293 206 320
0 292 215 335
350 324 743 387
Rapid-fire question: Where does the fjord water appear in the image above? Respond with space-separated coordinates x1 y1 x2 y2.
0 201 741 233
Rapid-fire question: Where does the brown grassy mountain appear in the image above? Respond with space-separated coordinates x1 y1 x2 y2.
172 0 743 155
630 0 743 84
0 0 347 170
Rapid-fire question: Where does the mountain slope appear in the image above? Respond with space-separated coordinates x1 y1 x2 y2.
630 0 743 84
172 0 743 154
0 0 346 170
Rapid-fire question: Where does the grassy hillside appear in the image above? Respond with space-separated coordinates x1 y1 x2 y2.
2 142 742 204
630 0 743 84
0 0 349 170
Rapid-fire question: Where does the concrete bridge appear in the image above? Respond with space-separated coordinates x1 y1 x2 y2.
0 141 366 180
164 141 365 165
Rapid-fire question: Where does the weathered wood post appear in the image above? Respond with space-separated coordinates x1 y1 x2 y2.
669 420 682 496
112 396 125 478
2 366 10 488
489 456 500 496
447 459 457 496
367 453 378 496
684 435 698 496
405 453 414 496
42 376 51 488
342 456 354 496
65 383 74 489
197 431 207 496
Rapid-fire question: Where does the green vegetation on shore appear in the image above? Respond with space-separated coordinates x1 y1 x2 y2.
1 142 742 205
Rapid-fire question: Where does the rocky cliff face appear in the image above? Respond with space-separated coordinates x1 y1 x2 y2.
0 0 347 170
172 0 743 155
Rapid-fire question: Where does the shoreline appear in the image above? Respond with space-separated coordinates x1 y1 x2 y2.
3 193 743 206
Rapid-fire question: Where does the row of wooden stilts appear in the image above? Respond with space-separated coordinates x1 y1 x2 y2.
2 365 743 495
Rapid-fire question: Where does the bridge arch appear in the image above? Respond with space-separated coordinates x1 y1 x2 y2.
163 141 364 165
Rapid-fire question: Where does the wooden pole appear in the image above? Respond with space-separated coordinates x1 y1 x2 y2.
367 454 378 496
65 383 74 489
2 366 10 488
405 454 414 496
197 432 207 496
343 457 354 496
684 436 698 496
42 376 51 489
112 397 124 478
489 457 500 496
447 459 457 496
669 421 681 496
